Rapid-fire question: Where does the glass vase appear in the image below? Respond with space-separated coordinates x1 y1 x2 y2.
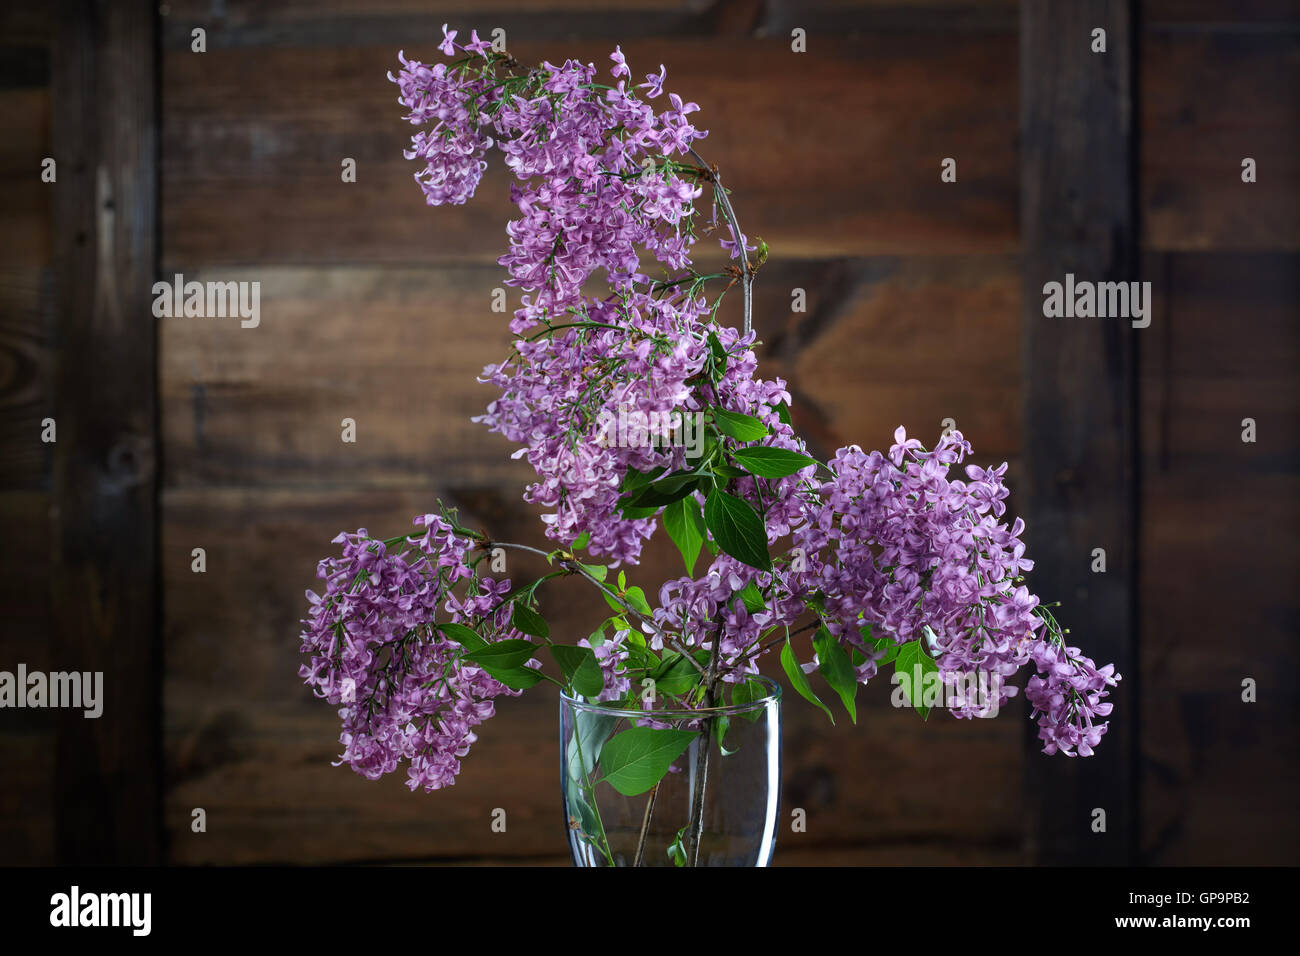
560 677 781 867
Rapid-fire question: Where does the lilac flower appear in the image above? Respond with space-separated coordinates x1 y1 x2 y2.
298 515 525 792
438 24 458 56
306 38 1119 800
639 64 666 98
609 46 629 79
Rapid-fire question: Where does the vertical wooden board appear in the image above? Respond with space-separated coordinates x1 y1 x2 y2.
0 88 54 491
161 34 1017 267
1019 0 1138 864
1143 32 1300 251
50 0 160 864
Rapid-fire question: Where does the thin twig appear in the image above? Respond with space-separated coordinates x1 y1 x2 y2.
686 617 726 866
689 146 753 336
632 780 660 867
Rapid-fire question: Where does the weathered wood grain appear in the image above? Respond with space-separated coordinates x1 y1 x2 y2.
0 266 53 491
0 89 52 269
49 0 161 864
1139 252 1299 470
766 255 1022 464
159 258 1021 488
1143 32 1299 251
159 265 530 488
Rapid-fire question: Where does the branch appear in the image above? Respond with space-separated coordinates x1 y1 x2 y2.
689 146 753 336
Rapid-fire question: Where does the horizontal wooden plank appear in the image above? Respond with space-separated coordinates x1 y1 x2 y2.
761 255 1022 463
1145 0 1300 26
160 265 533 488
160 34 1018 268
162 486 1023 863
1143 33 1299 251
416 842 1023 866
159 1 1018 50
160 258 1020 488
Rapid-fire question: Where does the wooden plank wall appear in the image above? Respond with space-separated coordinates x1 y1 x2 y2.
1 0 1295 866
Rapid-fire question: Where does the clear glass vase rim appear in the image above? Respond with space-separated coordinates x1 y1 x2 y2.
560 674 782 718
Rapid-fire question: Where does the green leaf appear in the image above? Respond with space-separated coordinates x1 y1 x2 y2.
706 331 728 376
663 496 706 576
464 639 537 670
732 446 817 478
713 714 737 756
599 727 698 796
623 472 700 509
712 408 769 442
735 581 766 614
731 677 768 722
861 623 901 667
667 825 688 867
780 638 834 723
510 601 549 639
550 645 605 698
484 665 546 690
580 563 607 582
649 652 700 697
813 627 859 724
621 465 664 493
773 400 792 427
571 531 591 551
623 585 652 617
704 489 771 571
712 464 749 479
438 622 487 652
569 787 603 845
568 709 617 780
894 638 939 721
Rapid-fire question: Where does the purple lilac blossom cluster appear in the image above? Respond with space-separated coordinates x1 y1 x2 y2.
299 30 1119 796
298 514 531 791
